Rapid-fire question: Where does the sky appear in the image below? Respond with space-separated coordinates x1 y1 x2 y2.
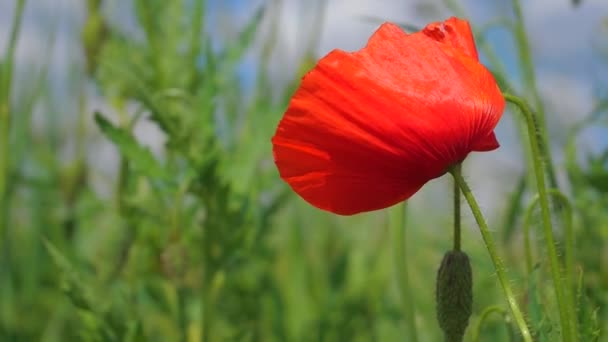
1 0 607 216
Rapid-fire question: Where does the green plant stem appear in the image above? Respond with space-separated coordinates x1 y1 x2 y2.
201 270 222 342
523 189 578 339
389 203 418 342
201 278 212 342
453 164 461 252
0 0 26 330
188 0 205 90
504 94 574 342
0 0 26 242
114 100 130 214
177 286 188 342
523 209 534 275
472 306 508 342
449 166 532 342
511 0 558 189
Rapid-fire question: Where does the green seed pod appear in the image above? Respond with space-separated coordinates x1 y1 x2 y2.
436 250 473 342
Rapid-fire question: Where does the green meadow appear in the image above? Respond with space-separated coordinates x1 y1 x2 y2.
0 0 606 341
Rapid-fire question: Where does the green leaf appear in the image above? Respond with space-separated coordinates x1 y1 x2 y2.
44 239 130 340
43 239 95 312
94 111 167 180
576 271 600 341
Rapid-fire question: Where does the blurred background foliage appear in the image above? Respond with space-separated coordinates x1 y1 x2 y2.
0 0 607 341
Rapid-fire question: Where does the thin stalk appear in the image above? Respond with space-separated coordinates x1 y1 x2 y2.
0 0 26 330
504 94 574 342
201 274 212 342
0 0 26 241
472 306 508 342
188 0 205 90
511 0 558 188
177 286 188 342
201 270 221 342
389 203 418 342
114 100 130 214
523 209 534 275
453 164 461 252
449 166 532 342
523 189 578 339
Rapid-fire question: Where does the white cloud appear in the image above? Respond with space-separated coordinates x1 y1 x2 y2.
538 71 595 127
522 0 608 74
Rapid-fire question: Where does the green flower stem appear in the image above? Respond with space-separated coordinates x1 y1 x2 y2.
472 306 508 342
511 0 558 188
523 189 578 339
453 164 461 252
389 203 418 342
504 94 574 342
449 166 532 342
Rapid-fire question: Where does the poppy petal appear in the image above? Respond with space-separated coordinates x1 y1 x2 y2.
471 131 500 152
423 17 478 60
272 19 504 215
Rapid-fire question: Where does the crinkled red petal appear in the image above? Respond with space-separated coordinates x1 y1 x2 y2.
423 17 479 60
272 18 504 215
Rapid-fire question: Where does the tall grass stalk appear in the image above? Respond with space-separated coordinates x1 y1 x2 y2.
0 3 27 326
390 203 418 342
0 0 26 244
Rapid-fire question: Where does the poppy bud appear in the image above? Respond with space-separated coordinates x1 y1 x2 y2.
436 250 473 342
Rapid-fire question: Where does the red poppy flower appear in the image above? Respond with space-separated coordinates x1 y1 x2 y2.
272 17 504 215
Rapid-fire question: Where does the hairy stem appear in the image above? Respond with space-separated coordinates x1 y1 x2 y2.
504 94 575 342
450 166 532 342
523 189 578 340
453 164 461 251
